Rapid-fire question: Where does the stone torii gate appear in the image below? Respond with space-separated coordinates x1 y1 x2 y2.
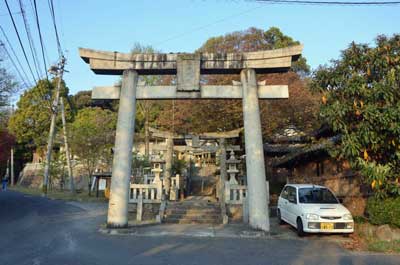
79 45 303 231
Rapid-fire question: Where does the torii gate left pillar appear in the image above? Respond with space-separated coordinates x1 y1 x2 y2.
107 70 138 227
79 45 303 230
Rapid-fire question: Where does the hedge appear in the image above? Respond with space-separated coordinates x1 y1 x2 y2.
366 196 400 228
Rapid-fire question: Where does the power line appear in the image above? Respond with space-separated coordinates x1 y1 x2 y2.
254 0 400 5
47 0 63 57
0 41 29 88
0 11 22 17
32 0 49 79
0 25 33 87
154 5 262 47
4 0 37 84
18 0 43 80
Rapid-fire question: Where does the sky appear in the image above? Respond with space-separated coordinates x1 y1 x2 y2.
1 0 399 97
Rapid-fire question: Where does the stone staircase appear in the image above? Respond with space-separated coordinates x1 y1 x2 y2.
163 196 222 224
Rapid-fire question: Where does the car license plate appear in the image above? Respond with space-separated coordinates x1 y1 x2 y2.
321 223 334 230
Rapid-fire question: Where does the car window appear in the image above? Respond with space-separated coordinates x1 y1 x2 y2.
280 186 289 200
287 186 297 203
298 187 338 204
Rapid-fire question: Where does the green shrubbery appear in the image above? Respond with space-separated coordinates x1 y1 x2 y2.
366 196 400 228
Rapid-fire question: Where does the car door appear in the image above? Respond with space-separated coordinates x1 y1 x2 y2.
286 186 298 226
278 186 290 222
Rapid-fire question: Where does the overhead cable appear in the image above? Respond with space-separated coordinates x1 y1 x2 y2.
0 25 32 87
4 0 37 83
254 0 400 5
32 0 49 80
0 41 29 88
18 0 43 79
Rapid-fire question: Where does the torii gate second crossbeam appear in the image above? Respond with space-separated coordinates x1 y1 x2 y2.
79 45 303 231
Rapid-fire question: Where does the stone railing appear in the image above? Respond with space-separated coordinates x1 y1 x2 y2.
129 182 162 203
225 181 269 205
143 174 155 184
225 182 247 204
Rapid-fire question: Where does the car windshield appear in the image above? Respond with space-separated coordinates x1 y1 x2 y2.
298 187 339 204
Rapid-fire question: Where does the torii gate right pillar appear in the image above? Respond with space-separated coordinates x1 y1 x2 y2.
241 69 269 231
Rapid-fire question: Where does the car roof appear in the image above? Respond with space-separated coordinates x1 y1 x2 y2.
285 184 326 189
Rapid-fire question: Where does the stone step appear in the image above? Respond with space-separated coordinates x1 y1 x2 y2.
165 213 221 219
164 218 222 224
165 209 220 214
163 198 222 224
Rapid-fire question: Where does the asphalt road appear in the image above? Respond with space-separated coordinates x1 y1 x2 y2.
0 191 399 265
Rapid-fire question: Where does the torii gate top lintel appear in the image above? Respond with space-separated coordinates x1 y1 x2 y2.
80 45 303 100
79 45 303 76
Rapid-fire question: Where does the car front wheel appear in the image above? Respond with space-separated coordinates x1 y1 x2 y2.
296 218 305 237
277 209 284 225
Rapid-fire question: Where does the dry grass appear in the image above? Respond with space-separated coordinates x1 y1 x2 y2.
341 220 400 253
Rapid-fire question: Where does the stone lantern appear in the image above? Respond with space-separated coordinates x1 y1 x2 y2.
226 150 240 185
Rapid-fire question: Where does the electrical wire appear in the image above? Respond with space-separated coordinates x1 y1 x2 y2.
0 41 29 88
153 5 262 48
0 25 33 87
18 0 43 80
47 0 63 57
254 0 400 5
4 0 37 84
32 0 49 80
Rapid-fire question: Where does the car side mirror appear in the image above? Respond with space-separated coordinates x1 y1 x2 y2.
288 196 296 204
338 198 343 204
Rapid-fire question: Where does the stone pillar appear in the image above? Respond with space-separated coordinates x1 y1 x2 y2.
107 69 138 228
164 136 173 196
241 68 269 231
219 138 227 200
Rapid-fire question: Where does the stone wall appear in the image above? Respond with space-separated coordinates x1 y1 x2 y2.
288 159 368 216
18 162 91 191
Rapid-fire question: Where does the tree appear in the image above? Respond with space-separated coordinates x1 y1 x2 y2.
198 27 310 75
311 34 400 198
0 58 18 130
8 79 72 149
70 90 116 112
0 129 15 177
131 43 163 156
156 27 319 136
69 107 117 187
0 64 18 108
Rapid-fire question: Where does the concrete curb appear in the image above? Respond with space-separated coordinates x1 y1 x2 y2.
98 224 271 239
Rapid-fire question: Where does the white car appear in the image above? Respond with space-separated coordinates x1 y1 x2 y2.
277 184 354 236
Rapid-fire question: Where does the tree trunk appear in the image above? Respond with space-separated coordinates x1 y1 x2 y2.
144 109 150 157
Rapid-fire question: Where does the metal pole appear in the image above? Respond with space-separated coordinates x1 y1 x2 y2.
42 56 65 196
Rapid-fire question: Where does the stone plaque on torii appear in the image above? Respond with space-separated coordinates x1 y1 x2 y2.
79 45 303 231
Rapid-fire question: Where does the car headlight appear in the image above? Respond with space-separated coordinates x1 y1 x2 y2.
306 213 319 220
343 214 353 220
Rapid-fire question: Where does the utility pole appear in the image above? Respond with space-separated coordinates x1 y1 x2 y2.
60 96 75 193
42 56 65 196
10 148 14 186
10 104 15 186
